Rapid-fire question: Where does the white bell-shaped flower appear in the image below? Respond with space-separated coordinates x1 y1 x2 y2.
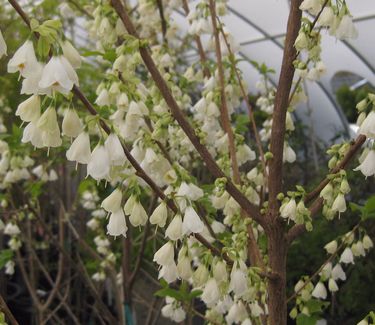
0 30 7 58
87 145 110 180
299 0 322 15
358 111 375 138
4 223 21 235
21 62 46 95
229 262 248 297
324 240 338 254
332 193 347 213
150 201 168 227
182 206 204 234
213 259 228 283
363 235 374 250
236 144 256 166
158 262 178 283
66 132 91 164
107 209 127 237
7 40 38 78
95 89 110 107
153 241 174 266
165 214 183 241
280 198 297 220
250 302 264 317
124 195 137 215
104 133 126 166
176 254 192 280
101 188 123 213
328 278 339 292
129 201 148 227
61 40 82 69
354 150 375 177
37 106 62 148
201 278 220 307
39 56 79 95
62 109 82 138
176 182 204 201
317 7 335 27
332 263 346 281
22 121 44 148
339 247 354 264
16 95 40 122
311 282 327 299
335 15 358 40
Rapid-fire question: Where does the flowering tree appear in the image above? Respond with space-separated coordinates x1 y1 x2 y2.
0 0 374 324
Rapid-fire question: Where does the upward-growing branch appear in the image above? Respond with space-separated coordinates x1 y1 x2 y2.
267 0 303 221
110 0 264 226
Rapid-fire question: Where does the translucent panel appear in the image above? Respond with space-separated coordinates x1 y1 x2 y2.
296 82 347 144
319 33 375 93
346 20 375 74
228 1 290 36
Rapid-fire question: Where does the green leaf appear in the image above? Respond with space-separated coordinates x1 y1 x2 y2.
103 50 117 62
42 19 62 30
296 314 318 325
26 181 43 199
361 196 375 221
30 18 39 30
37 36 51 58
306 299 329 314
0 249 13 269
188 290 202 300
154 287 184 301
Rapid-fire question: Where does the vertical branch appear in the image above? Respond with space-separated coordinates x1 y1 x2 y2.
267 0 303 220
208 0 240 185
156 0 167 42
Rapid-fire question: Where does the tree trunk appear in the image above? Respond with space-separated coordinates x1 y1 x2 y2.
267 222 288 325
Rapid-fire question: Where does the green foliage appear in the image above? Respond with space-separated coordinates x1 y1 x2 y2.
336 84 373 123
296 314 318 325
155 279 202 302
0 249 13 269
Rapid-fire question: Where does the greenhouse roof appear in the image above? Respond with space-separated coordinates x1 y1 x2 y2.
172 0 375 143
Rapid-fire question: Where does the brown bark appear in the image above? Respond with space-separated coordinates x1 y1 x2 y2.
267 221 288 325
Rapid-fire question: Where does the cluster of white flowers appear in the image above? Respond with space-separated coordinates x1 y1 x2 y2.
291 229 373 320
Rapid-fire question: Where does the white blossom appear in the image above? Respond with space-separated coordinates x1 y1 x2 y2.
87 145 110 180
8 40 38 78
339 247 354 264
165 214 183 241
311 282 327 299
354 150 375 177
154 241 174 266
66 132 91 164
182 206 204 235
0 29 6 58
107 209 127 237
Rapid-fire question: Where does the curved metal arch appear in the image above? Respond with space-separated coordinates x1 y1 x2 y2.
228 5 349 134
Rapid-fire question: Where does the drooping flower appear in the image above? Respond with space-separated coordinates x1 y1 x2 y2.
332 263 346 281
335 15 358 40
328 278 339 292
38 56 79 95
95 88 111 107
299 0 322 15
37 106 62 148
182 206 204 234
229 262 248 297
324 240 338 254
101 188 123 213
0 29 7 58
339 247 354 264
236 144 256 166
66 132 91 164
317 7 335 27
176 182 204 201
16 95 40 122
153 241 174 266
7 40 38 77
158 262 179 283
21 62 46 95
354 150 375 177
176 252 192 280
331 193 347 214
150 201 168 227
62 109 82 138
22 121 44 148
165 214 183 241
129 200 148 227
104 133 126 166
201 278 220 307
358 111 375 138
280 198 297 220
4 223 21 235
107 209 127 237
362 235 374 250
213 259 228 283
87 145 110 180
312 282 327 299
61 40 82 69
